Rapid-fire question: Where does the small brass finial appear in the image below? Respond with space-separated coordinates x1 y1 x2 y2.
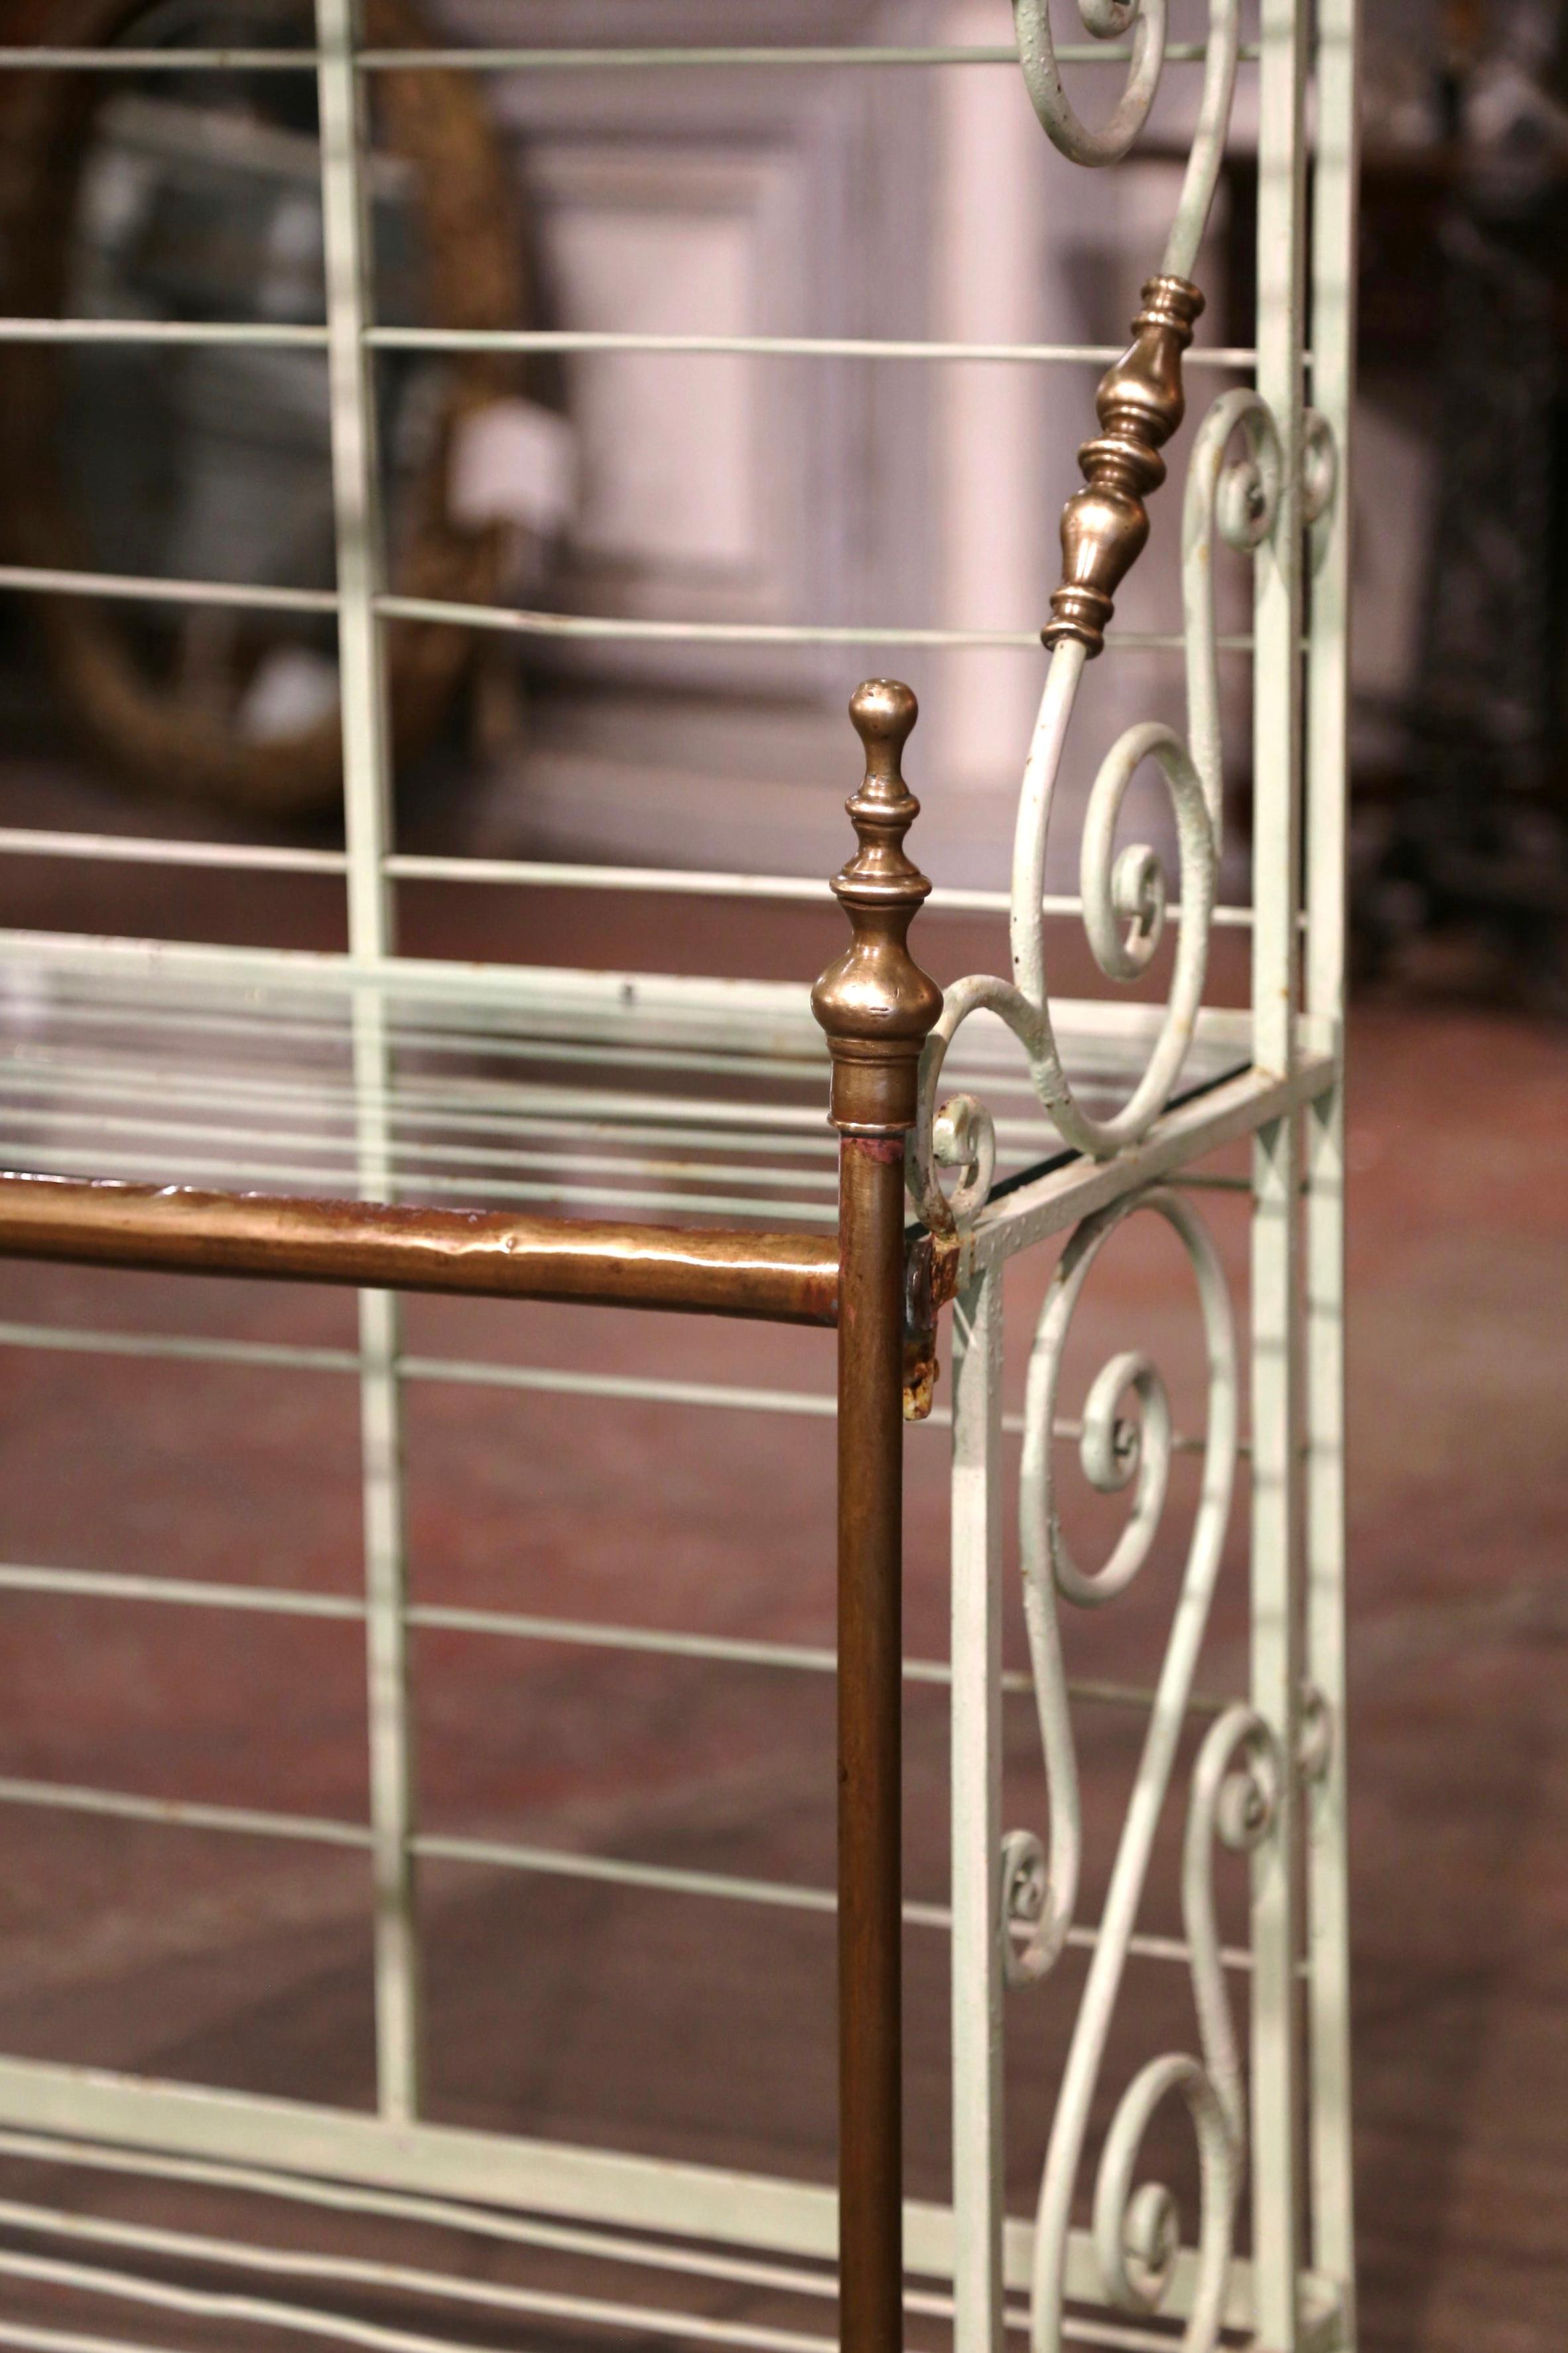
811 681 943 1138
1043 274 1205 658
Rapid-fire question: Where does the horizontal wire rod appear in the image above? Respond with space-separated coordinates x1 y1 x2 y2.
0 1069 853 1152
0 1326 1238 1469
0 1067 852 1162
0 318 1260 369
0 318 331 346
0 48 325 68
375 594 1248 653
0 992 831 1077
0 1775 1252 1966
0 829 1262 924
0 1560 1232 1714
1 1006 838 1097
0 829 347 874
0 1103 844 1193
0 2244 837 2353
0 2125 1088 2342
0 564 336 615
0 1777 370 1846
0 2127 848 2309
0 2192 1218 2352
0 42 1249 71
368 328 1259 364
356 44 1236 68
0 2301 1193 2353
0 1319 361 1375
0 1042 1215 1140
0 1055 1051 1152
0 982 1207 1093
0 565 1252 652
0 1144 844 1225
0 2203 837 2353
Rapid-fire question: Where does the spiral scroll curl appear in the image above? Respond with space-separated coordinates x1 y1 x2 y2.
1084 1704 1281 2351
1012 0 1239 287
908 393 1285 1235
1012 0 1169 170
1002 1187 1234 1988
988 1187 1276 2353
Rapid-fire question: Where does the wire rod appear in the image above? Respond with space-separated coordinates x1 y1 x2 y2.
0 1320 359 1375
0 2246 836 2353
0 42 1245 72
0 2127 846 2308
0 1004 1179 1112
0 1775 1250 1965
0 829 348 874
0 1142 842 1224
353 45 1230 70
375 596 1248 653
0 563 1252 653
3 991 835 1082
0 318 330 346
0 1779 370 1846
0 1325 1238 1473
0 319 1264 368
0 830 1260 924
0 1069 860 1170
0 1559 1234 1716
0 2303 1199 2353
0 1564 363 1619
381 853 1259 925
0 47 323 68
0 2202 838 2353
0 1063 854 1164
367 328 1260 366
0 565 338 615
0 1101 844 1194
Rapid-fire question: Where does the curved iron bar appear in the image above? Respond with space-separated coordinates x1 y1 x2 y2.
1011 0 1238 267
908 393 1283 1228
1082 1704 1280 2349
992 1185 1277 2352
1002 1187 1235 1985
903 0 1307 1233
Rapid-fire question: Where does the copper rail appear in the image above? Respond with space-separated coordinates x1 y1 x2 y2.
0 1174 840 1324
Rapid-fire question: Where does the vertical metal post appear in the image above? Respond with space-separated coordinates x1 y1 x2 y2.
1250 0 1309 2332
949 1268 1006 2353
316 0 421 2123
813 681 941 2353
1305 0 1362 2327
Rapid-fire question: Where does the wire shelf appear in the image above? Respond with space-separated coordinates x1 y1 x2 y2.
0 943 1247 1229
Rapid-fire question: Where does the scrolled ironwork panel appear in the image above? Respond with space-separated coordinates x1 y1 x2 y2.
997 1184 1277 2353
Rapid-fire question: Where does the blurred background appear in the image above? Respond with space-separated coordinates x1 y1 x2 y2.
0 5 1563 2353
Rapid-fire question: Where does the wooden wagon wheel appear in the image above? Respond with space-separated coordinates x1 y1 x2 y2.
0 0 528 814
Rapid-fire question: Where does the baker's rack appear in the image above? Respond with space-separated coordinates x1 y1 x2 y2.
0 5 1359 2352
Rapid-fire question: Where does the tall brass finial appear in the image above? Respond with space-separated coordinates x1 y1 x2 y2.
811 681 943 1138
1043 274 1205 658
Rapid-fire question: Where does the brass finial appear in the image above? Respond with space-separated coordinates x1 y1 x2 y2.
1043 274 1205 658
811 681 943 1138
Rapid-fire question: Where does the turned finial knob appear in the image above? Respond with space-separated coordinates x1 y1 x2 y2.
848 676 919 783
812 680 943 1138
1043 274 1205 659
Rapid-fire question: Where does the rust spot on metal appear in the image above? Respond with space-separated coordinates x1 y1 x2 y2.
904 1227 962 1334
901 1333 939 1424
900 1229 961 1423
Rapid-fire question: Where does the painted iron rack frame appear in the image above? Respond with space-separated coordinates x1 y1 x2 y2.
0 5 1360 2353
